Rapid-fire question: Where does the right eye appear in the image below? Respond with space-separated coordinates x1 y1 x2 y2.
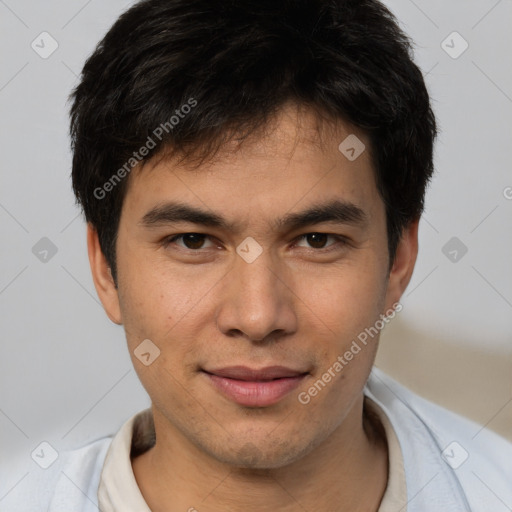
162 233 216 250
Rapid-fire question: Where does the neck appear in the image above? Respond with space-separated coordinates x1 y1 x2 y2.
132 395 388 512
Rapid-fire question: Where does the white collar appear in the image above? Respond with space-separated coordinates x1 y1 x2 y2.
97 394 407 511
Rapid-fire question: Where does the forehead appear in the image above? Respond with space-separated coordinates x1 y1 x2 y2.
121 104 381 228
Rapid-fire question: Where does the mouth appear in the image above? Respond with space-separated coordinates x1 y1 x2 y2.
201 366 309 407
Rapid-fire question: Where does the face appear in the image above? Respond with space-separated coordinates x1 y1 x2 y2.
89 104 416 469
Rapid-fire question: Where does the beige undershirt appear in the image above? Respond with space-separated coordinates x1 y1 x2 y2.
97 398 407 511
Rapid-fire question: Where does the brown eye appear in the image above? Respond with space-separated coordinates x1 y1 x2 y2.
294 233 346 251
181 233 206 249
305 233 329 249
165 233 214 250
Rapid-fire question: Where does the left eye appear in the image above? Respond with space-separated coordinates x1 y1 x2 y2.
295 233 341 249
165 233 215 250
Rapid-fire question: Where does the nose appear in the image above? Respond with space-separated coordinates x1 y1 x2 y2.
215 250 298 343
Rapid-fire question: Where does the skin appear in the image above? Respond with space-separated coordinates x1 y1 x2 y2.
88 103 418 512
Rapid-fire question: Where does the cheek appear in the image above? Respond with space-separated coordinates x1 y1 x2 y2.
296 260 388 341
297 273 386 417
116 258 226 405
117 247 222 343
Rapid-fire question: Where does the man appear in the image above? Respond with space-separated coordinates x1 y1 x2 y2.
19 0 512 510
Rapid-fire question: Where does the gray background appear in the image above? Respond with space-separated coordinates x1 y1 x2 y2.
1 0 511 506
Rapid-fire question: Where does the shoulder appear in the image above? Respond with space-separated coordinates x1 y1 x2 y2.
4 435 113 512
366 367 512 511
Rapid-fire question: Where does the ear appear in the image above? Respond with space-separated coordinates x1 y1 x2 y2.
384 218 419 310
87 223 122 325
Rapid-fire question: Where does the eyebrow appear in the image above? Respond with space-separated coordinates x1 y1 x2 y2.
140 199 368 233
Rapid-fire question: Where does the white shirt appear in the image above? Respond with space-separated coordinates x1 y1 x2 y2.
96 394 408 511
7 367 512 511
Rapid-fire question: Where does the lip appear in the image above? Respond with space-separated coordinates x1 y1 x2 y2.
202 366 309 407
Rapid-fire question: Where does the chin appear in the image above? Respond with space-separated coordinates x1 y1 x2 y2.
211 437 311 470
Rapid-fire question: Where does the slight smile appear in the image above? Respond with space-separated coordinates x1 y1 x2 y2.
202 366 310 407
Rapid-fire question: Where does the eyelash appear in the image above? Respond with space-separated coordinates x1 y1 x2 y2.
162 233 348 253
